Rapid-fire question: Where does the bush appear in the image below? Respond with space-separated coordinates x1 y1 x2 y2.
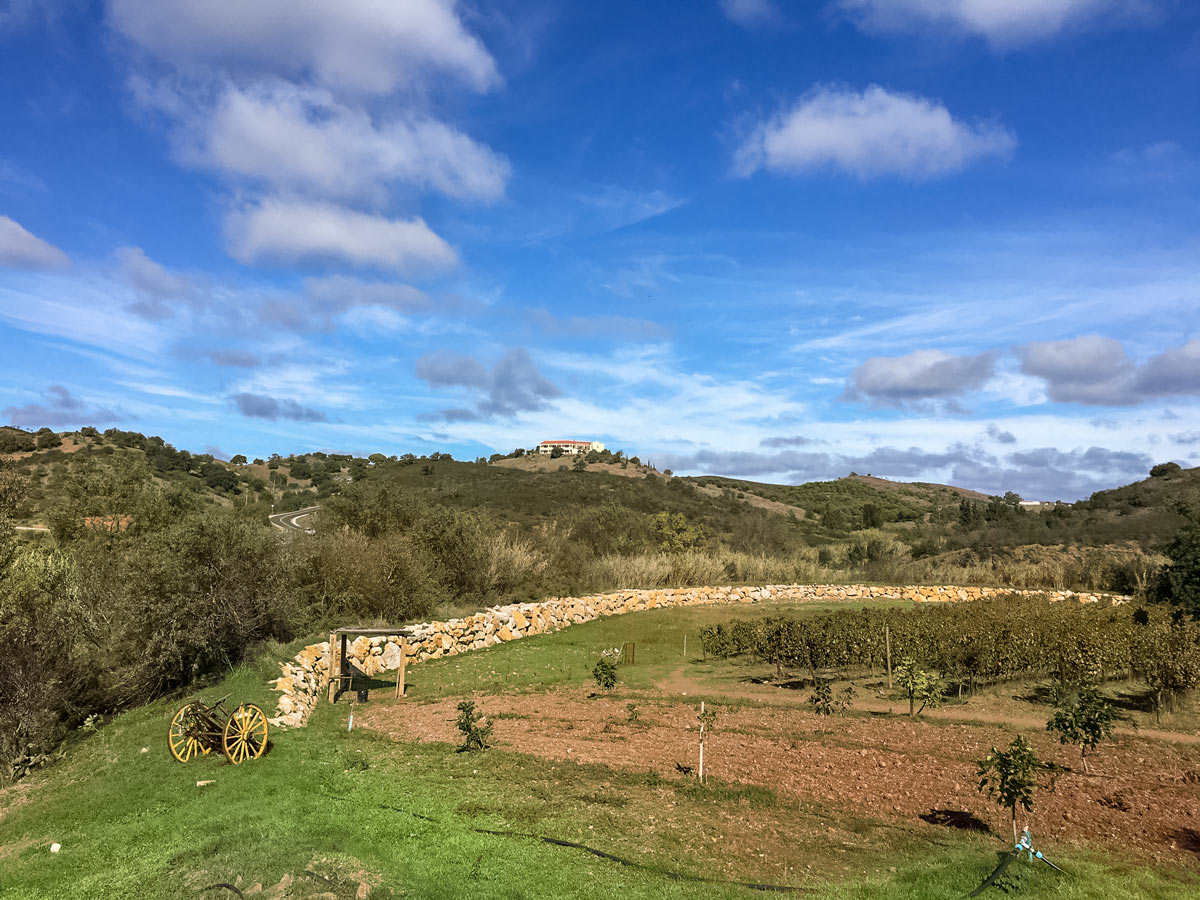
455 700 492 751
592 658 617 691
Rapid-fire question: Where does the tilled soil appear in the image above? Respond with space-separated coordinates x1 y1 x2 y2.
360 688 1200 867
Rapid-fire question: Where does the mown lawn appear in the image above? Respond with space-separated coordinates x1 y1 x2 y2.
2 601 1197 899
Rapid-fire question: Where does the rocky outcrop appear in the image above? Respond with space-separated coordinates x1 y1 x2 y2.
268 583 1124 729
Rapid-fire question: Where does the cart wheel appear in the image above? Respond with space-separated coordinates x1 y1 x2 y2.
222 704 268 764
168 704 202 763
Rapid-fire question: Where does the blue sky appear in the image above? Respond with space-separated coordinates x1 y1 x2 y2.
1 0 1199 500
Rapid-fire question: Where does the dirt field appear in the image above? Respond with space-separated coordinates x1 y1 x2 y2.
361 684 1200 867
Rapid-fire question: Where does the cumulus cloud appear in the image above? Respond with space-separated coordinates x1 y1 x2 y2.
720 0 779 27
734 85 1015 180
188 82 508 202
231 392 326 422
416 348 562 420
760 435 822 448
113 0 504 274
225 197 457 272
108 0 499 94
833 0 1159 47
0 215 69 269
1020 335 1200 405
843 348 995 409
986 424 1017 444
4 385 124 428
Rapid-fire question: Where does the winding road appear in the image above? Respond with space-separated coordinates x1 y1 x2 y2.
269 506 320 534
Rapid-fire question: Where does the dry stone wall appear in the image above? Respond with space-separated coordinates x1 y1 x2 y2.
268 583 1124 729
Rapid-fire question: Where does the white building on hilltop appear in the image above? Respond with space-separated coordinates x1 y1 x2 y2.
537 439 605 456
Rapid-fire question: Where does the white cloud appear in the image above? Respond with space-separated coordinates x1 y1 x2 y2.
844 348 996 408
834 0 1159 47
0 216 69 269
735 85 1015 180
720 0 779 27
108 0 498 94
224 197 457 272
192 82 508 202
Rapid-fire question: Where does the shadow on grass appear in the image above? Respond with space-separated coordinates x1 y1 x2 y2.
920 809 991 833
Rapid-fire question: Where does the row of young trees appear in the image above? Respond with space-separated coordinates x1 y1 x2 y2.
699 597 1200 719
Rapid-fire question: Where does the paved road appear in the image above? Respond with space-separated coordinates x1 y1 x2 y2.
269 506 320 534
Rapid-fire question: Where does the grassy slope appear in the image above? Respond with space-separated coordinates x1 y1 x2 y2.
2 437 319 526
2 602 1195 900
352 456 816 542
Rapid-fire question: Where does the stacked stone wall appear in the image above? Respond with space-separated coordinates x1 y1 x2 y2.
269 583 1125 728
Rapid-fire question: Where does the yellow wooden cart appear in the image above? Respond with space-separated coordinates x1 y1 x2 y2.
167 695 268 764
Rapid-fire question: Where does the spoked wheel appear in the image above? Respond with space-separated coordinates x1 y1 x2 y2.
222 704 268 764
168 705 206 763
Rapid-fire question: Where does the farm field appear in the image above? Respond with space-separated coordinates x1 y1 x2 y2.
2 599 1198 899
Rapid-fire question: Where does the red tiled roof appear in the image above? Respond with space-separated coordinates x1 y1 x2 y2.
540 440 591 445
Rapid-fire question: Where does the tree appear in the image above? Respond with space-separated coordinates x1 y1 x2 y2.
1046 686 1118 772
977 736 1040 844
571 455 587 472
1153 522 1200 617
1150 462 1183 478
549 446 564 459
202 464 237 492
650 511 703 553
860 503 883 529
35 430 59 450
894 656 943 717
229 455 247 466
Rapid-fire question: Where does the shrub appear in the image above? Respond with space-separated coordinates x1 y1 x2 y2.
455 700 492 751
592 657 617 691
809 680 854 723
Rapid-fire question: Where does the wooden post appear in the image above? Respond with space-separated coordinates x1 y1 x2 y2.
885 626 893 691
698 701 705 783
394 637 407 699
327 631 338 703
683 634 687 658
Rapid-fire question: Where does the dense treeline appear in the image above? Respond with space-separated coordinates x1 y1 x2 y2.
700 597 1200 718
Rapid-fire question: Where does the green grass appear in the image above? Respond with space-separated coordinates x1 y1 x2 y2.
2 602 1198 900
